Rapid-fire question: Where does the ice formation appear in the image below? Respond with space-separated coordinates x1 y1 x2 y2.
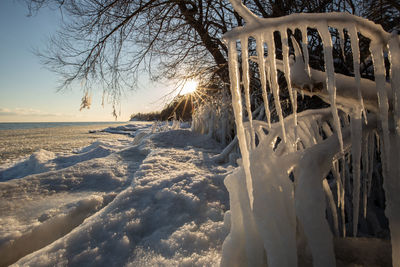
222 0 400 266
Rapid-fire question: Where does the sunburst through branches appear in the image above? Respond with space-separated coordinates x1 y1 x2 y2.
167 80 214 120
180 80 198 95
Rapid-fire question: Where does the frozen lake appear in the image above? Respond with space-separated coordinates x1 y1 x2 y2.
0 122 132 165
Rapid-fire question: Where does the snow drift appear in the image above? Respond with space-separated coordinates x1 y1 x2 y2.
0 122 231 266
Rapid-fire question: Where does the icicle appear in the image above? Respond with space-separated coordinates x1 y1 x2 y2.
331 160 341 207
380 33 400 267
370 42 390 163
361 132 369 219
338 28 346 60
348 24 367 122
375 131 380 152
227 41 254 209
241 37 255 149
340 156 347 237
388 32 400 135
311 120 322 143
370 45 393 255
350 108 362 236
301 26 311 78
318 24 344 154
323 179 339 236
297 120 314 147
342 113 350 127
291 36 303 65
281 28 297 143
322 122 333 137
293 90 298 142
367 132 375 196
266 31 287 142
300 89 305 99
256 34 271 128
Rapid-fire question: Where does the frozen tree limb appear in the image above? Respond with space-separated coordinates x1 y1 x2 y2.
212 136 238 163
272 57 393 114
212 105 263 164
288 64 392 114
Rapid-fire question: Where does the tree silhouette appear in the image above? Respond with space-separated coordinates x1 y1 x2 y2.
24 0 399 115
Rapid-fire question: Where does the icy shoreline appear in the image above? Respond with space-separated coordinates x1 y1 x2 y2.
0 122 133 166
0 122 394 266
0 122 230 266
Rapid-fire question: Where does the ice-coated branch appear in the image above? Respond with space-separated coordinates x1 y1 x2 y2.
248 39 393 115
223 12 392 44
228 0 259 24
275 57 393 114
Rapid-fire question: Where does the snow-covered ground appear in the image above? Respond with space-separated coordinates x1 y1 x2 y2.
0 122 231 266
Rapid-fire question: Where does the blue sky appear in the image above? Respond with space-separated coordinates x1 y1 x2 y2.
0 1 172 122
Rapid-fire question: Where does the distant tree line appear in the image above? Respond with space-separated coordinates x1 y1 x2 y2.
130 94 193 121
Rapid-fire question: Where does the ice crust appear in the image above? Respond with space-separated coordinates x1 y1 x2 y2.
223 1 400 266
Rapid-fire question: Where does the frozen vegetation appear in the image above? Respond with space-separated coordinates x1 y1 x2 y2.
221 0 400 266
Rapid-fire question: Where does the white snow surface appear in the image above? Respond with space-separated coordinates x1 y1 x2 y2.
0 122 231 266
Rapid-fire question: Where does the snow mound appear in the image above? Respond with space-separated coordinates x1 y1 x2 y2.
101 122 153 135
0 149 55 181
0 195 107 267
54 145 114 169
0 141 119 181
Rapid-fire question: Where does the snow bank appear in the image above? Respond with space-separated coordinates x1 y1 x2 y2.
101 123 152 135
0 149 56 181
0 122 230 266
0 138 131 182
0 195 106 266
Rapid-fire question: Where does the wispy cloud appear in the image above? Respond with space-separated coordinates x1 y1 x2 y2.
0 108 15 116
0 107 63 117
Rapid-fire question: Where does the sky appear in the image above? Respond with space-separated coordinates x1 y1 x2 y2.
0 1 174 122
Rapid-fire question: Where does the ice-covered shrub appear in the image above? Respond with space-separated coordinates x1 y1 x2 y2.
221 0 400 266
192 92 235 147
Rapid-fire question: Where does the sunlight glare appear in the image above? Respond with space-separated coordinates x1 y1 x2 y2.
180 80 198 95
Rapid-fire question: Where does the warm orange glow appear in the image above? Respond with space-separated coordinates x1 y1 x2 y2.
180 80 198 95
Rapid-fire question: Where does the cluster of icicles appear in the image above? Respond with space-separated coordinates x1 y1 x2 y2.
220 0 400 266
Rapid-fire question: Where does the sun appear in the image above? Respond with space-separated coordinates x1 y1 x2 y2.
180 80 198 95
